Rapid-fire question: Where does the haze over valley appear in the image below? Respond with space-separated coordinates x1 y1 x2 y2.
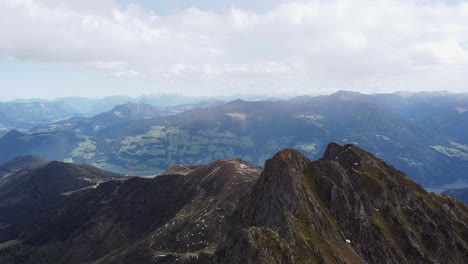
1 91 468 192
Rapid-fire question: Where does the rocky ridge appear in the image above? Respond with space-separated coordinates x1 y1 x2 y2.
208 142 468 264
0 159 121 243
0 158 261 263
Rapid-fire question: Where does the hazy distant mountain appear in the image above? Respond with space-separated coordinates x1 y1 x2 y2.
0 96 226 132
29 101 228 135
53 96 134 116
0 144 466 263
0 130 8 138
134 93 277 107
443 187 468 204
35 94 226 116
0 100 79 130
0 91 467 189
327 91 468 143
53 94 273 116
30 102 163 134
135 93 206 107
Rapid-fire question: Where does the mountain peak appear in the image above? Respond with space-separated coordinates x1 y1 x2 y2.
210 144 468 264
110 102 157 116
322 141 345 158
2 129 23 139
224 98 248 108
323 142 381 169
262 148 309 185
112 102 152 110
271 148 307 162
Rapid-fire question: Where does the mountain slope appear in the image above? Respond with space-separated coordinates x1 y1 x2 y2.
0 130 80 163
0 160 121 243
210 143 468 264
0 155 46 178
0 159 261 264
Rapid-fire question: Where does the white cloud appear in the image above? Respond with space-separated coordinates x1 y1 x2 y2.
1 0 468 95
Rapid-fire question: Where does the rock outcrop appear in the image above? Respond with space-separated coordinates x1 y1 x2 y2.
209 143 468 264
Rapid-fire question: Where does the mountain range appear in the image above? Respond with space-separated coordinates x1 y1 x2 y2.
0 94 272 132
0 91 466 191
0 143 466 263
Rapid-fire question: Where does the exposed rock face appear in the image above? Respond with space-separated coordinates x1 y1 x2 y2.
210 143 468 264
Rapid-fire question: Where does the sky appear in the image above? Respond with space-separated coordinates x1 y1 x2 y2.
1 0 468 100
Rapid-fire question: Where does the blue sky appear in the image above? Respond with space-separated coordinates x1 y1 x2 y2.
1 0 468 100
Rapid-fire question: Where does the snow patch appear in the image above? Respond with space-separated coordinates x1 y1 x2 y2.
113 111 124 118
455 106 468 113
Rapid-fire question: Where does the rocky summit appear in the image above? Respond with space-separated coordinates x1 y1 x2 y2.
208 142 468 264
0 143 467 264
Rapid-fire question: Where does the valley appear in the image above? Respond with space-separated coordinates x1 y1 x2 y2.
1 91 467 190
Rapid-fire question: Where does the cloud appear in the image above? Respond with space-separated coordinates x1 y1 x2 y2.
1 0 468 95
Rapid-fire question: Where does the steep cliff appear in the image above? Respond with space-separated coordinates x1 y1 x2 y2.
210 143 468 264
